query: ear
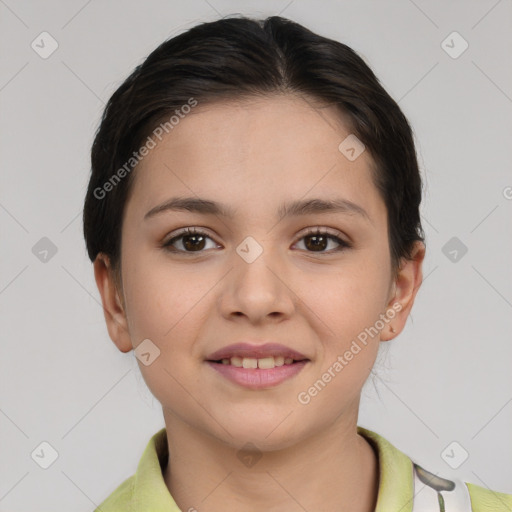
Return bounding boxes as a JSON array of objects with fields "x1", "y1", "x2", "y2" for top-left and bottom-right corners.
[
  {"x1": 381, "y1": 241, "x2": 425, "y2": 341},
  {"x1": 93, "y1": 253, "x2": 133, "y2": 353}
]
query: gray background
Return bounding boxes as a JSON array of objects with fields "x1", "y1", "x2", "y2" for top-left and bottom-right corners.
[{"x1": 1, "y1": 0, "x2": 511, "y2": 510}]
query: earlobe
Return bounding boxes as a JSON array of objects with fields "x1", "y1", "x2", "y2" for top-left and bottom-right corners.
[
  {"x1": 93, "y1": 253, "x2": 133, "y2": 353},
  {"x1": 381, "y1": 241, "x2": 426, "y2": 341}
]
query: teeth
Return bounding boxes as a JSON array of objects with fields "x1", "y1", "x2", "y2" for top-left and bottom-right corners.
[
  {"x1": 220, "y1": 355, "x2": 297, "y2": 368},
  {"x1": 231, "y1": 356, "x2": 243, "y2": 367},
  {"x1": 242, "y1": 358, "x2": 258, "y2": 369},
  {"x1": 257, "y1": 357, "x2": 275, "y2": 369}
]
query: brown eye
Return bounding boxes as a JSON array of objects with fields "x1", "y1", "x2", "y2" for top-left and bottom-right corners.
[
  {"x1": 163, "y1": 228, "x2": 217, "y2": 253},
  {"x1": 181, "y1": 233, "x2": 207, "y2": 251},
  {"x1": 295, "y1": 229, "x2": 350, "y2": 254},
  {"x1": 304, "y1": 233, "x2": 329, "y2": 252}
]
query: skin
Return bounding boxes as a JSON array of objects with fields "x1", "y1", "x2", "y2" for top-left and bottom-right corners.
[{"x1": 94, "y1": 94, "x2": 425, "y2": 512}]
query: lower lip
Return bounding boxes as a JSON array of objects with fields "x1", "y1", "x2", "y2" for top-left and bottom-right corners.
[{"x1": 206, "y1": 360, "x2": 308, "y2": 389}]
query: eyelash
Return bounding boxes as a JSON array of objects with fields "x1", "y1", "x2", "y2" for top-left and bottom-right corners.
[{"x1": 162, "y1": 227, "x2": 352, "y2": 255}]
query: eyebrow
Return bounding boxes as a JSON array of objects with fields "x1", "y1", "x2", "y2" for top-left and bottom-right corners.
[{"x1": 144, "y1": 196, "x2": 370, "y2": 222}]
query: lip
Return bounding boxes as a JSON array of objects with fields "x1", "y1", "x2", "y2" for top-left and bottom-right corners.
[
  {"x1": 206, "y1": 342, "x2": 308, "y2": 361},
  {"x1": 205, "y1": 342, "x2": 310, "y2": 390},
  {"x1": 207, "y1": 360, "x2": 309, "y2": 389}
]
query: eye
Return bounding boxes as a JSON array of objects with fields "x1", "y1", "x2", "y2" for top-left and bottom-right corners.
[
  {"x1": 293, "y1": 228, "x2": 351, "y2": 254},
  {"x1": 162, "y1": 228, "x2": 219, "y2": 253},
  {"x1": 162, "y1": 227, "x2": 351, "y2": 255}
]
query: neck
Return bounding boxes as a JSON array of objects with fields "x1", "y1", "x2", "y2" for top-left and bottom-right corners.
[{"x1": 162, "y1": 410, "x2": 379, "y2": 512}]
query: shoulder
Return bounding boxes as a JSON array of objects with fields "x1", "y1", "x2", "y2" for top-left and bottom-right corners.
[
  {"x1": 358, "y1": 426, "x2": 512, "y2": 512},
  {"x1": 93, "y1": 475, "x2": 135, "y2": 511},
  {"x1": 92, "y1": 427, "x2": 177, "y2": 511},
  {"x1": 466, "y1": 481, "x2": 512, "y2": 512},
  {"x1": 413, "y1": 463, "x2": 512, "y2": 512}
]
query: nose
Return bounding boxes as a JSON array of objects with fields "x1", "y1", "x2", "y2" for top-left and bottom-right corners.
[{"x1": 219, "y1": 247, "x2": 296, "y2": 324}]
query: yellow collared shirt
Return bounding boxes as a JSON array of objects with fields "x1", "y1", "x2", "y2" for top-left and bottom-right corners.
[{"x1": 94, "y1": 427, "x2": 512, "y2": 511}]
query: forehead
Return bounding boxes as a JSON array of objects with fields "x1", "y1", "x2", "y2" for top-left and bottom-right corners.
[{"x1": 126, "y1": 94, "x2": 384, "y2": 222}]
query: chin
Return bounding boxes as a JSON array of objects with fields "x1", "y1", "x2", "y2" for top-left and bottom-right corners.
[{"x1": 216, "y1": 416, "x2": 305, "y2": 452}]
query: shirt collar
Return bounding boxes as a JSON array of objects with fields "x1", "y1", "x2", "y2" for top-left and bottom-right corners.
[
  {"x1": 358, "y1": 426, "x2": 414, "y2": 512},
  {"x1": 132, "y1": 426, "x2": 413, "y2": 511},
  {"x1": 132, "y1": 427, "x2": 180, "y2": 511}
]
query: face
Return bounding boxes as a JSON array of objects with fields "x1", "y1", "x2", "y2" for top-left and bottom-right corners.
[{"x1": 96, "y1": 94, "x2": 423, "y2": 451}]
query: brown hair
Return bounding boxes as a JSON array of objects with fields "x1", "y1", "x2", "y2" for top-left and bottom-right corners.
[{"x1": 83, "y1": 15, "x2": 424, "y2": 278}]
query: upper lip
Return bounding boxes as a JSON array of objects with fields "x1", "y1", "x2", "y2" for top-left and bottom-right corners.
[{"x1": 206, "y1": 343, "x2": 309, "y2": 361}]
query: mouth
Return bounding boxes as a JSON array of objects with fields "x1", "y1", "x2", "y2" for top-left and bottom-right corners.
[
  {"x1": 207, "y1": 355, "x2": 308, "y2": 369},
  {"x1": 205, "y1": 342, "x2": 310, "y2": 389}
]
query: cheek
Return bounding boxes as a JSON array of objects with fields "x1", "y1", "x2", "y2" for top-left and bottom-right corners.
[
  {"x1": 121, "y1": 252, "x2": 208, "y2": 410},
  {"x1": 294, "y1": 268, "x2": 385, "y2": 415},
  {"x1": 300, "y1": 257, "x2": 390, "y2": 332},
  {"x1": 294, "y1": 254, "x2": 390, "y2": 392},
  {"x1": 122, "y1": 249, "x2": 206, "y2": 340}
]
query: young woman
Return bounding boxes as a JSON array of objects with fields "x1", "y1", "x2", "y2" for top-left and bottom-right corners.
[{"x1": 84, "y1": 15, "x2": 512, "y2": 512}]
